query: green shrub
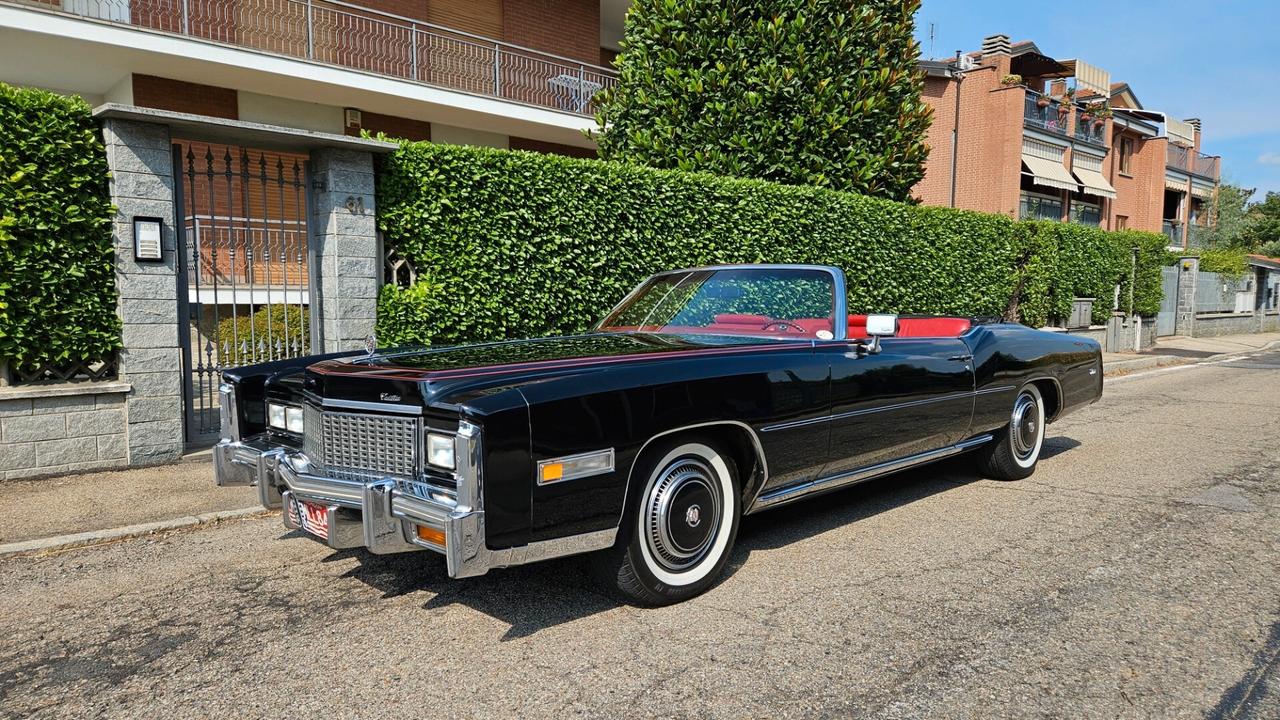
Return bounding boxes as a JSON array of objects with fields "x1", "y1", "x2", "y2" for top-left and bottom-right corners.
[
  {"x1": 215, "y1": 305, "x2": 309, "y2": 365},
  {"x1": 1196, "y1": 247, "x2": 1249, "y2": 277},
  {"x1": 594, "y1": 0, "x2": 932, "y2": 201},
  {"x1": 375, "y1": 142, "x2": 1168, "y2": 345},
  {"x1": 0, "y1": 84, "x2": 119, "y2": 372}
]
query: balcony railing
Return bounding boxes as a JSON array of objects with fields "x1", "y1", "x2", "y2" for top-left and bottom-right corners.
[
  {"x1": 1024, "y1": 90, "x2": 1069, "y2": 136},
  {"x1": 1163, "y1": 219, "x2": 1182, "y2": 246},
  {"x1": 1074, "y1": 112, "x2": 1105, "y2": 146},
  {"x1": 17, "y1": 0, "x2": 618, "y2": 117},
  {"x1": 1167, "y1": 144, "x2": 1220, "y2": 181}
]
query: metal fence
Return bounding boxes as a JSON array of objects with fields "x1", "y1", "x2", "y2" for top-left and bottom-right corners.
[
  {"x1": 23, "y1": 0, "x2": 617, "y2": 116},
  {"x1": 1023, "y1": 91, "x2": 1068, "y2": 136},
  {"x1": 1195, "y1": 271, "x2": 1254, "y2": 314}
]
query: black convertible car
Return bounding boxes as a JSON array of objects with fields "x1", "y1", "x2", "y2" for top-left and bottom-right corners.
[{"x1": 214, "y1": 264, "x2": 1102, "y2": 604}]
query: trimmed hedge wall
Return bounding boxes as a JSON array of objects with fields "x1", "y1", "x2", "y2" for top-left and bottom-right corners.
[
  {"x1": 376, "y1": 142, "x2": 1166, "y2": 346},
  {"x1": 0, "y1": 84, "x2": 119, "y2": 373}
]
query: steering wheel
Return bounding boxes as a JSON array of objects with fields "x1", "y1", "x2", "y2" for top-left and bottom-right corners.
[{"x1": 761, "y1": 319, "x2": 807, "y2": 334}]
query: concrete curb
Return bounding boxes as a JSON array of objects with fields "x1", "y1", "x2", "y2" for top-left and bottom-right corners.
[
  {"x1": 0, "y1": 506, "x2": 268, "y2": 559},
  {"x1": 1104, "y1": 339, "x2": 1280, "y2": 378}
]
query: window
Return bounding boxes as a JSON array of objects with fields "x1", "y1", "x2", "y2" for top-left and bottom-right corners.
[
  {"x1": 1020, "y1": 193, "x2": 1063, "y2": 222},
  {"x1": 1071, "y1": 201, "x2": 1102, "y2": 227},
  {"x1": 1118, "y1": 137, "x2": 1134, "y2": 174},
  {"x1": 1115, "y1": 215, "x2": 1128, "y2": 230}
]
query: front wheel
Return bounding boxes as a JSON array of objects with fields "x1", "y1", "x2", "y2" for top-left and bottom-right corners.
[
  {"x1": 591, "y1": 439, "x2": 741, "y2": 606},
  {"x1": 975, "y1": 383, "x2": 1045, "y2": 481}
]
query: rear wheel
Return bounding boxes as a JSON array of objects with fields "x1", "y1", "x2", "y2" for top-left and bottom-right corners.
[
  {"x1": 975, "y1": 383, "x2": 1045, "y2": 481},
  {"x1": 591, "y1": 439, "x2": 740, "y2": 606}
]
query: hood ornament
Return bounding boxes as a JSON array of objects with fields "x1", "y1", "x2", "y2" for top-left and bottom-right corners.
[{"x1": 364, "y1": 334, "x2": 377, "y2": 358}]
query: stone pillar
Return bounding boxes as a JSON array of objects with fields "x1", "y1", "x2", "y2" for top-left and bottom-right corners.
[
  {"x1": 310, "y1": 148, "x2": 379, "y2": 352},
  {"x1": 101, "y1": 119, "x2": 186, "y2": 466},
  {"x1": 1174, "y1": 255, "x2": 1199, "y2": 338}
]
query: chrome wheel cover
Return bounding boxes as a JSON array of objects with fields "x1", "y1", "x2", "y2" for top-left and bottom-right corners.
[
  {"x1": 1010, "y1": 392, "x2": 1040, "y2": 461},
  {"x1": 643, "y1": 457, "x2": 724, "y2": 572}
]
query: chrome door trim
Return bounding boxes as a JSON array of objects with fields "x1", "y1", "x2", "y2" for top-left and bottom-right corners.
[
  {"x1": 747, "y1": 434, "x2": 994, "y2": 513},
  {"x1": 759, "y1": 386, "x2": 1014, "y2": 433}
]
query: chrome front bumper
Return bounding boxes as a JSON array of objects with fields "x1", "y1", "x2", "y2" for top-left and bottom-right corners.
[{"x1": 213, "y1": 425, "x2": 493, "y2": 579}]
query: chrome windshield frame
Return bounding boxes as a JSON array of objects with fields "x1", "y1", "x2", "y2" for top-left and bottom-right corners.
[{"x1": 594, "y1": 264, "x2": 849, "y2": 342}]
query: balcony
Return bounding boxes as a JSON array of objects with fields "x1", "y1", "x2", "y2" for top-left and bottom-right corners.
[
  {"x1": 13, "y1": 0, "x2": 617, "y2": 117},
  {"x1": 1074, "y1": 111, "x2": 1106, "y2": 146},
  {"x1": 1024, "y1": 90, "x2": 1069, "y2": 137},
  {"x1": 1167, "y1": 144, "x2": 1221, "y2": 181},
  {"x1": 1163, "y1": 219, "x2": 1182, "y2": 247}
]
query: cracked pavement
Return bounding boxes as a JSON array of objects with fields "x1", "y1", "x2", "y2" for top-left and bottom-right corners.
[{"x1": 1, "y1": 350, "x2": 1279, "y2": 719}]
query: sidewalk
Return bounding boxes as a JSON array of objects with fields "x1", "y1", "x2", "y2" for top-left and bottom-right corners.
[
  {"x1": 0, "y1": 455, "x2": 256, "y2": 546},
  {"x1": 1102, "y1": 330, "x2": 1280, "y2": 375}
]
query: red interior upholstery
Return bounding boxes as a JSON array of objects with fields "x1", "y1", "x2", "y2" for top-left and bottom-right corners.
[{"x1": 847, "y1": 314, "x2": 970, "y2": 338}]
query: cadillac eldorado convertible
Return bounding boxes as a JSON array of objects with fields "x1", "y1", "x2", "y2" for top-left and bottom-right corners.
[{"x1": 214, "y1": 264, "x2": 1102, "y2": 604}]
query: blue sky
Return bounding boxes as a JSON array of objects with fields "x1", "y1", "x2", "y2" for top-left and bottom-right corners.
[{"x1": 914, "y1": 0, "x2": 1279, "y2": 199}]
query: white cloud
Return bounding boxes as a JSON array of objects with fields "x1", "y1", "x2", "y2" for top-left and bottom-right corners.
[{"x1": 1259, "y1": 152, "x2": 1280, "y2": 166}]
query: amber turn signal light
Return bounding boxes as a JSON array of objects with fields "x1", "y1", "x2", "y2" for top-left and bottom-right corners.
[{"x1": 415, "y1": 525, "x2": 446, "y2": 547}]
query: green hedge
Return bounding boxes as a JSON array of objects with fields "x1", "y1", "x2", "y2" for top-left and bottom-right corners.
[
  {"x1": 215, "y1": 305, "x2": 309, "y2": 366},
  {"x1": 376, "y1": 142, "x2": 1167, "y2": 346},
  {"x1": 0, "y1": 84, "x2": 119, "y2": 372}
]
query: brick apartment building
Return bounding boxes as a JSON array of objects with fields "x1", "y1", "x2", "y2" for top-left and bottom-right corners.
[
  {"x1": 913, "y1": 34, "x2": 1220, "y2": 250},
  {"x1": 0, "y1": 0, "x2": 630, "y2": 152}
]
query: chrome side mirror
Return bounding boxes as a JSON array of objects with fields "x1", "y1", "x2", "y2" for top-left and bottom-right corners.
[{"x1": 863, "y1": 313, "x2": 898, "y2": 355}]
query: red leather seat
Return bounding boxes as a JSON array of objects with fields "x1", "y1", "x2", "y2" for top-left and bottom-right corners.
[
  {"x1": 897, "y1": 317, "x2": 971, "y2": 337},
  {"x1": 846, "y1": 314, "x2": 970, "y2": 338}
]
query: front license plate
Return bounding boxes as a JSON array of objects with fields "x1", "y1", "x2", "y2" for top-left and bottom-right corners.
[{"x1": 293, "y1": 499, "x2": 330, "y2": 541}]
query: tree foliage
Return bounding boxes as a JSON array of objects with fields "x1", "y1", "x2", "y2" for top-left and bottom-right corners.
[
  {"x1": 1245, "y1": 191, "x2": 1280, "y2": 251},
  {"x1": 375, "y1": 142, "x2": 1167, "y2": 348},
  {"x1": 593, "y1": 0, "x2": 933, "y2": 201},
  {"x1": 0, "y1": 84, "x2": 120, "y2": 372},
  {"x1": 1202, "y1": 183, "x2": 1255, "y2": 250}
]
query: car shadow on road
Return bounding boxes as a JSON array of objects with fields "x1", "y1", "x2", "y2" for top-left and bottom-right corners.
[{"x1": 335, "y1": 437, "x2": 1083, "y2": 640}]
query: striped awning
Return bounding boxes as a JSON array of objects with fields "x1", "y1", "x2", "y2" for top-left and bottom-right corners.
[
  {"x1": 1165, "y1": 178, "x2": 1188, "y2": 193},
  {"x1": 1022, "y1": 139, "x2": 1078, "y2": 192},
  {"x1": 1072, "y1": 153, "x2": 1116, "y2": 199},
  {"x1": 1191, "y1": 184, "x2": 1214, "y2": 199}
]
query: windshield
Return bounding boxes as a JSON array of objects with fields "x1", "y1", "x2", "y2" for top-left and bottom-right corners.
[{"x1": 598, "y1": 268, "x2": 836, "y2": 338}]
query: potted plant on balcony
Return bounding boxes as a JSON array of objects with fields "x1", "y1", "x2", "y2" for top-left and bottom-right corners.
[
  {"x1": 1037, "y1": 95, "x2": 1051, "y2": 108},
  {"x1": 1002, "y1": 74, "x2": 1023, "y2": 86}
]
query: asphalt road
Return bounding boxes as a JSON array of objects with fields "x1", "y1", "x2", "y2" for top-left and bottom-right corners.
[{"x1": 2, "y1": 351, "x2": 1279, "y2": 719}]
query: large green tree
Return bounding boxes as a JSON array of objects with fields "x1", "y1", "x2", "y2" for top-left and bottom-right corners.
[
  {"x1": 1245, "y1": 191, "x2": 1280, "y2": 255},
  {"x1": 1202, "y1": 182, "x2": 1254, "y2": 249},
  {"x1": 594, "y1": 0, "x2": 933, "y2": 201}
]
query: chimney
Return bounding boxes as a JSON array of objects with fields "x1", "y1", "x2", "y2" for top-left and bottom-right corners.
[
  {"x1": 1185, "y1": 118, "x2": 1202, "y2": 132},
  {"x1": 982, "y1": 34, "x2": 1012, "y2": 57}
]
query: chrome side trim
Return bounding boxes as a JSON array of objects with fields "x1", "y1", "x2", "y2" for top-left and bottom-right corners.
[
  {"x1": 619, "y1": 420, "x2": 770, "y2": 531},
  {"x1": 760, "y1": 385, "x2": 1017, "y2": 433},
  {"x1": 748, "y1": 434, "x2": 994, "y2": 512},
  {"x1": 319, "y1": 397, "x2": 423, "y2": 415}
]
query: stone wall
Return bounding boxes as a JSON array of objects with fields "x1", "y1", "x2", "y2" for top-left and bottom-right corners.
[
  {"x1": 102, "y1": 118, "x2": 186, "y2": 466},
  {"x1": 1192, "y1": 313, "x2": 1266, "y2": 338},
  {"x1": 310, "y1": 148, "x2": 379, "y2": 352},
  {"x1": 0, "y1": 384, "x2": 130, "y2": 479}
]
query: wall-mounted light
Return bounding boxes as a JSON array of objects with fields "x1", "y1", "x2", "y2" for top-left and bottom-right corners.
[{"x1": 133, "y1": 217, "x2": 163, "y2": 262}]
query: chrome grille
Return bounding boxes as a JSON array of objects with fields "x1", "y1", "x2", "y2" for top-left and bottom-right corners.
[{"x1": 303, "y1": 404, "x2": 421, "y2": 482}]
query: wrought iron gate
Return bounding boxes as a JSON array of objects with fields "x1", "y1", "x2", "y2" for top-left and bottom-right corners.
[
  {"x1": 1156, "y1": 265, "x2": 1179, "y2": 336},
  {"x1": 174, "y1": 140, "x2": 316, "y2": 445}
]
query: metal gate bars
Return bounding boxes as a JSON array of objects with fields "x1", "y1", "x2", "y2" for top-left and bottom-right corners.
[{"x1": 174, "y1": 140, "x2": 316, "y2": 444}]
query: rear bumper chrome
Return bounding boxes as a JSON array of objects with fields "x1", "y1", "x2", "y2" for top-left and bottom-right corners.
[{"x1": 213, "y1": 426, "x2": 615, "y2": 579}]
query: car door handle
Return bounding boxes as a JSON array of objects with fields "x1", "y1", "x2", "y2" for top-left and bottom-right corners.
[{"x1": 948, "y1": 354, "x2": 973, "y2": 362}]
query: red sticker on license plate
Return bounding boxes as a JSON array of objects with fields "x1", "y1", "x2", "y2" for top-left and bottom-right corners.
[{"x1": 294, "y1": 499, "x2": 330, "y2": 541}]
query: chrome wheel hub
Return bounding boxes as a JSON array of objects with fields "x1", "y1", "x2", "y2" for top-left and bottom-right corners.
[
  {"x1": 1011, "y1": 393, "x2": 1040, "y2": 460},
  {"x1": 644, "y1": 457, "x2": 723, "y2": 572}
]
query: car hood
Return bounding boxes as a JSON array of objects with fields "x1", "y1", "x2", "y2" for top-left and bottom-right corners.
[{"x1": 303, "y1": 332, "x2": 811, "y2": 409}]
